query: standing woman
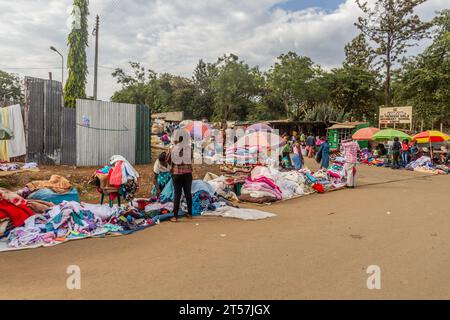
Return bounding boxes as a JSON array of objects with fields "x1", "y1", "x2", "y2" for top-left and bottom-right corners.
[
  {"x1": 292, "y1": 136, "x2": 304, "y2": 170},
  {"x1": 401, "y1": 139, "x2": 410, "y2": 167},
  {"x1": 167, "y1": 135, "x2": 193, "y2": 222},
  {"x1": 318, "y1": 137, "x2": 330, "y2": 169}
]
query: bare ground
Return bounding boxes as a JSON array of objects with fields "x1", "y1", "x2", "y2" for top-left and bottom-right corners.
[{"x1": 1, "y1": 158, "x2": 449, "y2": 299}]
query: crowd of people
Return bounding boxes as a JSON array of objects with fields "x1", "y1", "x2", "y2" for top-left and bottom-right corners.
[{"x1": 368, "y1": 138, "x2": 449, "y2": 169}]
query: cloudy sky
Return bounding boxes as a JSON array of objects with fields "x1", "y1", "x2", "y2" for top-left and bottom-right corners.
[{"x1": 0, "y1": 0, "x2": 448, "y2": 100}]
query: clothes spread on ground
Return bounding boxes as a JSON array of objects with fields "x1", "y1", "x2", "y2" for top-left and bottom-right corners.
[
  {"x1": 0, "y1": 188, "x2": 34, "y2": 228},
  {"x1": 202, "y1": 206, "x2": 277, "y2": 220},
  {"x1": 405, "y1": 156, "x2": 448, "y2": 174},
  {"x1": 26, "y1": 175, "x2": 72, "y2": 194}
]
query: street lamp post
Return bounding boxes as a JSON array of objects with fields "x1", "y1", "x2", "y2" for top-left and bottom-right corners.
[{"x1": 50, "y1": 46, "x2": 64, "y2": 87}]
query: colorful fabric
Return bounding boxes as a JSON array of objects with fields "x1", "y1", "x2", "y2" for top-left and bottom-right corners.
[
  {"x1": 341, "y1": 141, "x2": 360, "y2": 164},
  {"x1": 26, "y1": 175, "x2": 72, "y2": 194},
  {"x1": 192, "y1": 191, "x2": 215, "y2": 216},
  {"x1": 151, "y1": 171, "x2": 172, "y2": 197}
]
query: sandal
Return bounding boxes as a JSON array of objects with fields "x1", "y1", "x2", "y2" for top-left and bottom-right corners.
[
  {"x1": 170, "y1": 217, "x2": 178, "y2": 223},
  {"x1": 185, "y1": 214, "x2": 193, "y2": 220}
]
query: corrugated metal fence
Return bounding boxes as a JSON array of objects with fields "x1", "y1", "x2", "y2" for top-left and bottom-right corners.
[
  {"x1": 24, "y1": 76, "x2": 150, "y2": 166},
  {"x1": 25, "y1": 77, "x2": 63, "y2": 165},
  {"x1": 76, "y1": 100, "x2": 137, "y2": 166}
]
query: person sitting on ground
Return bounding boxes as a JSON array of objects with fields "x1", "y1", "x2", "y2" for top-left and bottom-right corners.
[
  {"x1": 378, "y1": 143, "x2": 388, "y2": 156},
  {"x1": 161, "y1": 132, "x2": 170, "y2": 145},
  {"x1": 373, "y1": 146, "x2": 380, "y2": 158},
  {"x1": 151, "y1": 152, "x2": 171, "y2": 197}
]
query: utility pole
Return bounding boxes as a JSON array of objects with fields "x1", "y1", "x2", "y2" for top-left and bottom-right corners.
[{"x1": 93, "y1": 15, "x2": 99, "y2": 100}]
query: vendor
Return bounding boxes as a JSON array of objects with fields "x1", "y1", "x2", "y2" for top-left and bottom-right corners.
[
  {"x1": 152, "y1": 152, "x2": 171, "y2": 197},
  {"x1": 292, "y1": 136, "x2": 304, "y2": 170},
  {"x1": 281, "y1": 136, "x2": 292, "y2": 168},
  {"x1": 161, "y1": 132, "x2": 171, "y2": 145}
]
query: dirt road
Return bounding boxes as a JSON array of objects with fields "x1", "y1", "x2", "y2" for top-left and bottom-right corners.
[{"x1": 1, "y1": 160, "x2": 449, "y2": 299}]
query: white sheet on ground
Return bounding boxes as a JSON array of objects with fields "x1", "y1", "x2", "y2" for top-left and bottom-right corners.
[{"x1": 202, "y1": 206, "x2": 276, "y2": 220}]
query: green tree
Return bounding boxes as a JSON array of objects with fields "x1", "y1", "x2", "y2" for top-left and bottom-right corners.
[
  {"x1": 64, "y1": 0, "x2": 89, "y2": 108},
  {"x1": 394, "y1": 10, "x2": 450, "y2": 129},
  {"x1": 355, "y1": 0, "x2": 431, "y2": 107},
  {"x1": 211, "y1": 54, "x2": 262, "y2": 123},
  {"x1": 344, "y1": 33, "x2": 373, "y2": 69},
  {"x1": 267, "y1": 52, "x2": 318, "y2": 119},
  {"x1": 111, "y1": 62, "x2": 169, "y2": 112},
  {"x1": 0, "y1": 70, "x2": 23, "y2": 102},
  {"x1": 192, "y1": 59, "x2": 219, "y2": 120},
  {"x1": 329, "y1": 66, "x2": 382, "y2": 121}
]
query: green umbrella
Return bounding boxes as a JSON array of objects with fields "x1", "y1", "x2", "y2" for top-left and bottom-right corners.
[{"x1": 372, "y1": 129, "x2": 412, "y2": 141}]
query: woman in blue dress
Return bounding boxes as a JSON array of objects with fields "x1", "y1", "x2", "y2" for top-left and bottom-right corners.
[{"x1": 317, "y1": 137, "x2": 330, "y2": 169}]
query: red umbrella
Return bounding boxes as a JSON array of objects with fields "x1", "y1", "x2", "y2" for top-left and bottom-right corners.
[
  {"x1": 352, "y1": 127, "x2": 380, "y2": 141},
  {"x1": 183, "y1": 121, "x2": 211, "y2": 139}
]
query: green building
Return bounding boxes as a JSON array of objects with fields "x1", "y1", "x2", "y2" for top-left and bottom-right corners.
[{"x1": 327, "y1": 122, "x2": 370, "y2": 150}]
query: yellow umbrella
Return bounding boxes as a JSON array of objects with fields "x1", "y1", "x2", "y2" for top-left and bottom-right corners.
[{"x1": 413, "y1": 130, "x2": 450, "y2": 144}]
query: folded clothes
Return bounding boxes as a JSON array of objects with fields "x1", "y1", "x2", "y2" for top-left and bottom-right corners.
[{"x1": 26, "y1": 175, "x2": 72, "y2": 194}]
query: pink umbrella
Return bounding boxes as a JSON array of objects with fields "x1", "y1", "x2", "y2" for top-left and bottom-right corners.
[
  {"x1": 246, "y1": 123, "x2": 273, "y2": 133},
  {"x1": 183, "y1": 121, "x2": 211, "y2": 139}
]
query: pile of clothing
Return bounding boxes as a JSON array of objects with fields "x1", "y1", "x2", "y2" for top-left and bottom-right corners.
[
  {"x1": 17, "y1": 175, "x2": 79, "y2": 204},
  {"x1": 220, "y1": 163, "x2": 253, "y2": 175},
  {"x1": 327, "y1": 157, "x2": 346, "y2": 184},
  {"x1": 6, "y1": 201, "x2": 108, "y2": 248},
  {"x1": 225, "y1": 145, "x2": 261, "y2": 166},
  {"x1": 203, "y1": 173, "x2": 240, "y2": 202},
  {"x1": 239, "y1": 166, "x2": 283, "y2": 203},
  {"x1": 406, "y1": 156, "x2": 448, "y2": 174},
  {"x1": 159, "y1": 180, "x2": 219, "y2": 216},
  {"x1": 0, "y1": 162, "x2": 38, "y2": 172},
  {"x1": 90, "y1": 155, "x2": 140, "y2": 203}
]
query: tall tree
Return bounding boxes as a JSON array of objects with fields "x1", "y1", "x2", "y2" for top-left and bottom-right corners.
[
  {"x1": 192, "y1": 59, "x2": 219, "y2": 120},
  {"x1": 344, "y1": 33, "x2": 373, "y2": 69},
  {"x1": 111, "y1": 62, "x2": 168, "y2": 113},
  {"x1": 355, "y1": 0, "x2": 431, "y2": 107},
  {"x1": 394, "y1": 10, "x2": 450, "y2": 129},
  {"x1": 329, "y1": 66, "x2": 382, "y2": 121},
  {"x1": 64, "y1": 0, "x2": 89, "y2": 108},
  {"x1": 267, "y1": 52, "x2": 318, "y2": 119},
  {"x1": 211, "y1": 54, "x2": 262, "y2": 123},
  {"x1": 0, "y1": 70, "x2": 23, "y2": 102}
]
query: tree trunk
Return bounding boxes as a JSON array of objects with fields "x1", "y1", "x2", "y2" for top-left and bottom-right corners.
[{"x1": 385, "y1": 42, "x2": 392, "y2": 107}]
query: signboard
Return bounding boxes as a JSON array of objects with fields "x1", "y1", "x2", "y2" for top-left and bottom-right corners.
[{"x1": 379, "y1": 106, "x2": 412, "y2": 125}]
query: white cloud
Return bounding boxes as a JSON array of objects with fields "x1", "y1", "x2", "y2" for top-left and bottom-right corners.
[{"x1": 0, "y1": 0, "x2": 448, "y2": 100}]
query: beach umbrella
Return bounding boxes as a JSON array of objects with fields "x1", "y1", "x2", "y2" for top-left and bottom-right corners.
[
  {"x1": 183, "y1": 121, "x2": 211, "y2": 139},
  {"x1": 179, "y1": 120, "x2": 193, "y2": 128},
  {"x1": 352, "y1": 127, "x2": 380, "y2": 141},
  {"x1": 412, "y1": 130, "x2": 450, "y2": 144},
  {"x1": 245, "y1": 123, "x2": 273, "y2": 133},
  {"x1": 372, "y1": 129, "x2": 412, "y2": 141},
  {"x1": 235, "y1": 131, "x2": 283, "y2": 148}
]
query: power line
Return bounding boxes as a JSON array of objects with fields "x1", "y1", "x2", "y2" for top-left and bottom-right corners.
[{"x1": 0, "y1": 65, "x2": 119, "y2": 71}]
